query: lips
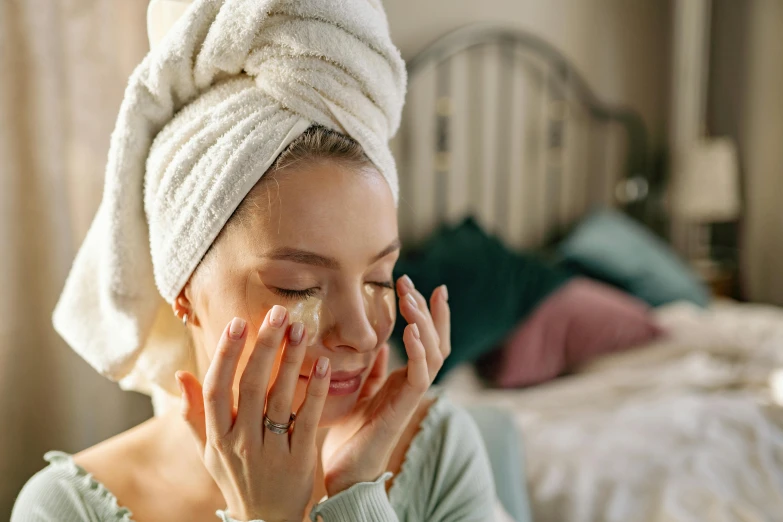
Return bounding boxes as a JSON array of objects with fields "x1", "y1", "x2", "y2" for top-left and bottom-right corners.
[
  {"x1": 299, "y1": 366, "x2": 367, "y2": 396},
  {"x1": 329, "y1": 367, "x2": 367, "y2": 381},
  {"x1": 328, "y1": 366, "x2": 366, "y2": 396}
]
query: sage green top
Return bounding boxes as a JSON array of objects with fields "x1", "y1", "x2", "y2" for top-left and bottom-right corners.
[{"x1": 11, "y1": 394, "x2": 496, "y2": 521}]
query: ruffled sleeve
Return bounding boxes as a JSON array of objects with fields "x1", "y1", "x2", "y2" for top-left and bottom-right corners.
[
  {"x1": 11, "y1": 451, "x2": 133, "y2": 522},
  {"x1": 309, "y1": 472, "x2": 398, "y2": 521},
  {"x1": 215, "y1": 473, "x2": 397, "y2": 522}
]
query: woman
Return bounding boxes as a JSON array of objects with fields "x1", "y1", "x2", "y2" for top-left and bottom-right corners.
[{"x1": 12, "y1": 1, "x2": 496, "y2": 521}]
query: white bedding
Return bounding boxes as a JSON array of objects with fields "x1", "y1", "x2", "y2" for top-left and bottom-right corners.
[{"x1": 441, "y1": 300, "x2": 783, "y2": 522}]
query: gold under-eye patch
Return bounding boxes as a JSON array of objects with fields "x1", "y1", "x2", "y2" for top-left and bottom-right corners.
[
  {"x1": 288, "y1": 297, "x2": 325, "y2": 344},
  {"x1": 362, "y1": 283, "x2": 396, "y2": 334}
]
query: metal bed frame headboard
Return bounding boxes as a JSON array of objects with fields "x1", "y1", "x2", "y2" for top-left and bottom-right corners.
[{"x1": 393, "y1": 24, "x2": 652, "y2": 249}]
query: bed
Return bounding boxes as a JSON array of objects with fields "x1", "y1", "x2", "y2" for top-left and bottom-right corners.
[{"x1": 391, "y1": 25, "x2": 783, "y2": 522}]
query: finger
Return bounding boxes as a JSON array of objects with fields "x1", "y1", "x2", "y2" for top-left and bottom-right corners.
[
  {"x1": 177, "y1": 371, "x2": 207, "y2": 451},
  {"x1": 403, "y1": 324, "x2": 429, "y2": 395},
  {"x1": 264, "y1": 321, "x2": 307, "y2": 445},
  {"x1": 359, "y1": 343, "x2": 389, "y2": 400},
  {"x1": 202, "y1": 317, "x2": 247, "y2": 439},
  {"x1": 235, "y1": 305, "x2": 290, "y2": 438},
  {"x1": 429, "y1": 285, "x2": 451, "y2": 358},
  {"x1": 365, "y1": 326, "x2": 429, "y2": 448},
  {"x1": 397, "y1": 275, "x2": 436, "y2": 329},
  {"x1": 398, "y1": 285, "x2": 443, "y2": 381},
  {"x1": 291, "y1": 357, "x2": 330, "y2": 451}
]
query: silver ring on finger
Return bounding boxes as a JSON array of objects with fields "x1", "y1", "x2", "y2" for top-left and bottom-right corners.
[{"x1": 263, "y1": 413, "x2": 296, "y2": 434}]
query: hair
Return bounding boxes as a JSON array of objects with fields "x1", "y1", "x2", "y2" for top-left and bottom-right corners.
[
  {"x1": 272, "y1": 124, "x2": 371, "y2": 172},
  {"x1": 191, "y1": 125, "x2": 374, "y2": 279}
]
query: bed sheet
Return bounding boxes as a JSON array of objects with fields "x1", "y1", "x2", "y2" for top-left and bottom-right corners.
[{"x1": 441, "y1": 300, "x2": 783, "y2": 522}]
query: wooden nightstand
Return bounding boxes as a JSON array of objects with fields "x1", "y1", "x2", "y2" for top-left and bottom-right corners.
[{"x1": 691, "y1": 259, "x2": 737, "y2": 299}]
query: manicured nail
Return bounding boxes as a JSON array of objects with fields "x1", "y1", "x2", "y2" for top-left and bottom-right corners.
[
  {"x1": 440, "y1": 285, "x2": 449, "y2": 301},
  {"x1": 269, "y1": 305, "x2": 287, "y2": 328},
  {"x1": 229, "y1": 317, "x2": 246, "y2": 339},
  {"x1": 289, "y1": 322, "x2": 304, "y2": 344},
  {"x1": 175, "y1": 372, "x2": 185, "y2": 394},
  {"x1": 405, "y1": 293, "x2": 417, "y2": 309},
  {"x1": 316, "y1": 356, "x2": 329, "y2": 378},
  {"x1": 410, "y1": 323, "x2": 420, "y2": 340},
  {"x1": 400, "y1": 274, "x2": 414, "y2": 294}
]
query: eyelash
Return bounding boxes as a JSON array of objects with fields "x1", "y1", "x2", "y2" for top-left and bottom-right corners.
[
  {"x1": 273, "y1": 287, "x2": 319, "y2": 300},
  {"x1": 272, "y1": 280, "x2": 393, "y2": 300}
]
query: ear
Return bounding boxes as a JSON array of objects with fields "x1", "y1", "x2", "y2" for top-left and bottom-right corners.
[{"x1": 172, "y1": 283, "x2": 200, "y2": 326}]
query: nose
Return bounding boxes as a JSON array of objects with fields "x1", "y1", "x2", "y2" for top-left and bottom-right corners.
[{"x1": 321, "y1": 286, "x2": 379, "y2": 354}]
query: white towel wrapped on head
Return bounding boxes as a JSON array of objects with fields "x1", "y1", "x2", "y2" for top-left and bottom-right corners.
[{"x1": 52, "y1": 0, "x2": 406, "y2": 410}]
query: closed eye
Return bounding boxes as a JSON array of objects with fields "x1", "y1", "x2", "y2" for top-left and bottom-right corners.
[
  {"x1": 272, "y1": 287, "x2": 318, "y2": 300},
  {"x1": 273, "y1": 281, "x2": 392, "y2": 300},
  {"x1": 370, "y1": 280, "x2": 394, "y2": 290}
]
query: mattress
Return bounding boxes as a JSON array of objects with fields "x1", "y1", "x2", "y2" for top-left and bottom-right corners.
[{"x1": 441, "y1": 300, "x2": 783, "y2": 522}]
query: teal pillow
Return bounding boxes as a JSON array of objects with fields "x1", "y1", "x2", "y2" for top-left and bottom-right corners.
[
  {"x1": 557, "y1": 209, "x2": 710, "y2": 307},
  {"x1": 392, "y1": 218, "x2": 572, "y2": 379}
]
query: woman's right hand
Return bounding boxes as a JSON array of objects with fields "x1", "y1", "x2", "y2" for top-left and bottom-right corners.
[{"x1": 176, "y1": 306, "x2": 331, "y2": 522}]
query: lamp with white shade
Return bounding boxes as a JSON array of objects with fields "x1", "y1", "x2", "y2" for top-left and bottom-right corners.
[{"x1": 669, "y1": 137, "x2": 742, "y2": 291}]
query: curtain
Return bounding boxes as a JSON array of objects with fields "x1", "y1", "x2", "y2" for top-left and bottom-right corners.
[
  {"x1": 709, "y1": 0, "x2": 783, "y2": 305},
  {"x1": 0, "y1": 0, "x2": 152, "y2": 516}
]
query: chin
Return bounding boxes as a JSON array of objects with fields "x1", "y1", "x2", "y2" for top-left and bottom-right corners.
[{"x1": 317, "y1": 395, "x2": 360, "y2": 427}]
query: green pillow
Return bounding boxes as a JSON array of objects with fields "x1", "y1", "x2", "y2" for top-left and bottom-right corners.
[
  {"x1": 392, "y1": 218, "x2": 572, "y2": 379},
  {"x1": 557, "y1": 209, "x2": 710, "y2": 307}
]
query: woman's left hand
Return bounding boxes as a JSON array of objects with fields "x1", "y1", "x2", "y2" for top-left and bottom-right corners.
[{"x1": 321, "y1": 276, "x2": 450, "y2": 497}]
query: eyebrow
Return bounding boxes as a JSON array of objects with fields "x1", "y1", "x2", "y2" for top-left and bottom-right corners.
[{"x1": 265, "y1": 238, "x2": 401, "y2": 269}]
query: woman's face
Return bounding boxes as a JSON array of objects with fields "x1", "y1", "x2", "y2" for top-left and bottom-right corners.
[{"x1": 183, "y1": 160, "x2": 398, "y2": 426}]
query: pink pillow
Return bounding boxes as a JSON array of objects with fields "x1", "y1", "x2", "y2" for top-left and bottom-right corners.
[{"x1": 477, "y1": 278, "x2": 664, "y2": 388}]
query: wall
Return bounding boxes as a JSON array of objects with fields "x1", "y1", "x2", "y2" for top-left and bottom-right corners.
[{"x1": 384, "y1": 0, "x2": 672, "y2": 147}]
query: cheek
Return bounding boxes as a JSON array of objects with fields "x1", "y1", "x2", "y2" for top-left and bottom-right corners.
[
  {"x1": 245, "y1": 271, "x2": 273, "y2": 331},
  {"x1": 194, "y1": 281, "x2": 250, "y2": 381}
]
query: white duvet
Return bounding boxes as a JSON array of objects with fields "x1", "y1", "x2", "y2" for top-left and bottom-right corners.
[{"x1": 442, "y1": 300, "x2": 783, "y2": 522}]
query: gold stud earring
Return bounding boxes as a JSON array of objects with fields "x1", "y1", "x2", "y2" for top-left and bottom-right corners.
[{"x1": 182, "y1": 313, "x2": 188, "y2": 326}]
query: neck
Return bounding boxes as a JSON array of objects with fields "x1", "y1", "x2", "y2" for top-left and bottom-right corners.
[{"x1": 150, "y1": 410, "x2": 225, "y2": 506}]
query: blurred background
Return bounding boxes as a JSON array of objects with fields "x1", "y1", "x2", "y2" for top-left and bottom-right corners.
[{"x1": 2, "y1": 1, "x2": 782, "y2": 520}]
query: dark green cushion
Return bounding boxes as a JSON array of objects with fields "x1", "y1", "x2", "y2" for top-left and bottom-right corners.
[
  {"x1": 557, "y1": 209, "x2": 710, "y2": 307},
  {"x1": 392, "y1": 218, "x2": 572, "y2": 379}
]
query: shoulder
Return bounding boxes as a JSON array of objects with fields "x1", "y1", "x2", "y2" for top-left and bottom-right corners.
[
  {"x1": 69, "y1": 414, "x2": 162, "y2": 505},
  {"x1": 417, "y1": 391, "x2": 494, "y2": 474},
  {"x1": 11, "y1": 452, "x2": 133, "y2": 522},
  {"x1": 13, "y1": 419, "x2": 157, "y2": 522},
  {"x1": 390, "y1": 391, "x2": 496, "y2": 520}
]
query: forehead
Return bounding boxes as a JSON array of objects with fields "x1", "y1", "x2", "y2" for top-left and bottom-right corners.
[{"x1": 230, "y1": 160, "x2": 397, "y2": 262}]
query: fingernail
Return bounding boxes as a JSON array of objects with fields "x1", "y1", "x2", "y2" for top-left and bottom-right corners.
[
  {"x1": 175, "y1": 372, "x2": 185, "y2": 394},
  {"x1": 400, "y1": 274, "x2": 414, "y2": 294},
  {"x1": 316, "y1": 356, "x2": 329, "y2": 378},
  {"x1": 229, "y1": 317, "x2": 246, "y2": 339},
  {"x1": 405, "y1": 293, "x2": 417, "y2": 309},
  {"x1": 440, "y1": 285, "x2": 449, "y2": 301},
  {"x1": 410, "y1": 323, "x2": 420, "y2": 340},
  {"x1": 269, "y1": 305, "x2": 287, "y2": 328},
  {"x1": 289, "y1": 322, "x2": 304, "y2": 344}
]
